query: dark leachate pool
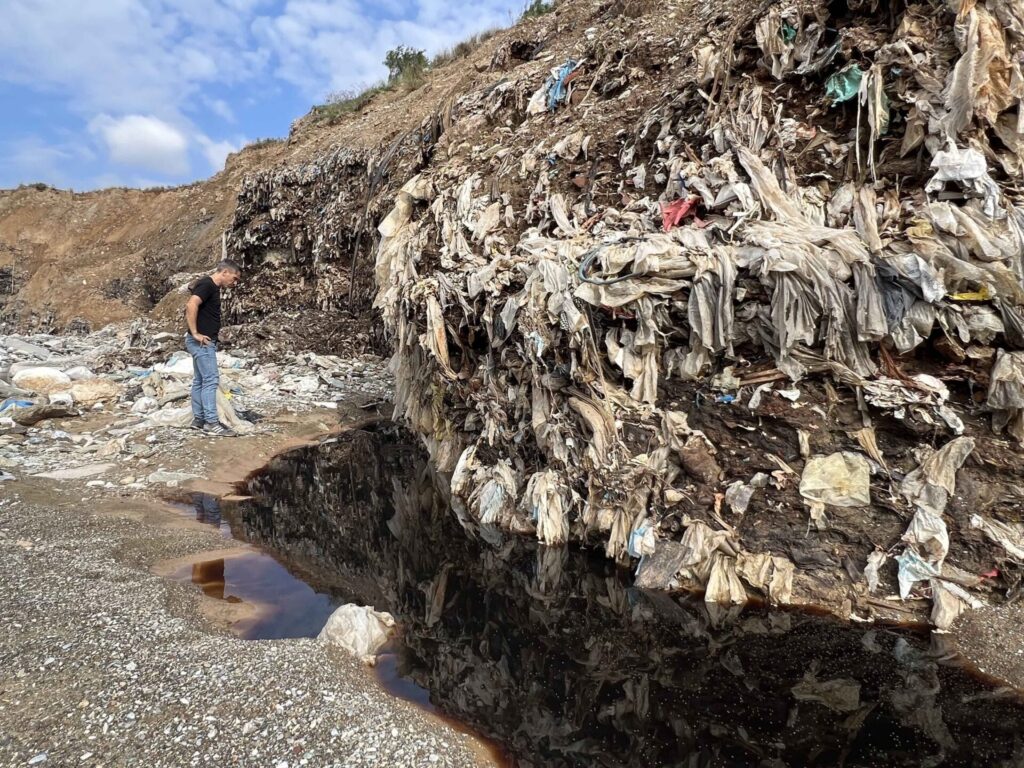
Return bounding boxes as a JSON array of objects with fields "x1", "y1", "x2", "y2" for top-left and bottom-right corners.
[{"x1": 179, "y1": 423, "x2": 1024, "y2": 768}]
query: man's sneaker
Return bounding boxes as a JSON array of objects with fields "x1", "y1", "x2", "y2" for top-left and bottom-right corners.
[
  {"x1": 203, "y1": 422, "x2": 237, "y2": 437},
  {"x1": 190, "y1": 417, "x2": 205, "y2": 430}
]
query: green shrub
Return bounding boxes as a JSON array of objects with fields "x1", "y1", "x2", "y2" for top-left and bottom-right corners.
[
  {"x1": 385, "y1": 45, "x2": 428, "y2": 87},
  {"x1": 245, "y1": 138, "x2": 280, "y2": 150},
  {"x1": 521, "y1": 0, "x2": 555, "y2": 19},
  {"x1": 314, "y1": 83, "x2": 390, "y2": 123}
]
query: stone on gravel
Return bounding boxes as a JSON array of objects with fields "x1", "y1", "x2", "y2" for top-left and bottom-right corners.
[
  {"x1": 12, "y1": 368, "x2": 71, "y2": 394},
  {"x1": 69, "y1": 379, "x2": 120, "y2": 406},
  {"x1": 32, "y1": 463, "x2": 115, "y2": 480},
  {"x1": 3, "y1": 338, "x2": 51, "y2": 359},
  {"x1": 11, "y1": 403, "x2": 78, "y2": 427},
  {"x1": 64, "y1": 366, "x2": 96, "y2": 381},
  {"x1": 49, "y1": 392, "x2": 75, "y2": 407},
  {"x1": 147, "y1": 470, "x2": 198, "y2": 487}
]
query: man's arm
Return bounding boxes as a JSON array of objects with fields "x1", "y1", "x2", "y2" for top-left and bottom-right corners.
[{"x1": 185, "y1": 295, "x2": 210, "y2": 345}]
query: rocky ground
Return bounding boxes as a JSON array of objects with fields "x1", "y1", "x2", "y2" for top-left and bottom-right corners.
[
  {"x1": 0, "y1": 329, "x2": 496, "y2": 768},
  {"x1": 951, "y1": 604, "x2": 1024, "y2": 689},
  {"x1": 0, "y1": 487, "x2": 494, "y2": 768}
]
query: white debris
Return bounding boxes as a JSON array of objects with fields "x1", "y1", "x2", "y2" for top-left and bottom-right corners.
[{"x1": 317, "y1": 604, "x2": 396, "y2": 663}]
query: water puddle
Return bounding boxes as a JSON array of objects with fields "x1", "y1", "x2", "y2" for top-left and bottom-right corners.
[
  {"x1": 165, "y1": 424, "x2": 1024, "y2": 767},
  {"x1": 163, "y1": 549, "x2": 338, "y2": 640}
]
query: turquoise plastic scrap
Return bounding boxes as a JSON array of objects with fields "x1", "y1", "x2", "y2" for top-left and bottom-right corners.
[
  {"x1": 781, "y1": 23, "x2": 797, "y2": 43},
  {"x1": 546, "y1": 59, "x2": 580, "y2": 111},
  {"x1": 825, "y1": 63, "x2": 863, "y2": 104},
  {"x1": 0, "y1": 398, "x2": 34, "y2": 413}
]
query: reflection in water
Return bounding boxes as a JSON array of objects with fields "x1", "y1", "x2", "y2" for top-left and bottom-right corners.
[
  {"x1": 235, "y1": 424, "x2": 1024, "y2": 768},
  {"x1": 170, "y1": 551, "x2": 338, "y2": 640},
  {"x1": 191, "y1": 557, "x2": 227, "y2": 600},
  {"x1": 192, "y1": 492, "x2": 223, "y2": 527}
]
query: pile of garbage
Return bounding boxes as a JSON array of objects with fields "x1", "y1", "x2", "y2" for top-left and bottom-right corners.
[
  {"x1": 0, "y1": 325, "x2": 392, "y2": 488},
  {"x1": 358, "y1": 0, "x2": 1024, "y2": 629}
]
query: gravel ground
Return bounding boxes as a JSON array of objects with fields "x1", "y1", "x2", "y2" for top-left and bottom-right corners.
[
  {"x1": 952, "y1": 603, "x2": 1024, "y2": 690},
  {"x1": 0, "y1": 481, "x2": 495, "y2": 768}
]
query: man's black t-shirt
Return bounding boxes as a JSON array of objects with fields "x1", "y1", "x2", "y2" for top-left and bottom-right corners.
[{"x1": 190, "y1": 276, "x2": 221, "y2": 339}]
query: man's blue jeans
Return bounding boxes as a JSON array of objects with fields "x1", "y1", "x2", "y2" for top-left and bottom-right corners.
[{"x1": 185, "y1": 333, "x2": 219, "y2": 424}]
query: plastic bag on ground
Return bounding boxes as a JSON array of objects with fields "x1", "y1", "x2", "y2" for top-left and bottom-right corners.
[
  {"x1": 317, "y1": 604, "x2": 396, "y2": 663},
  {"x1": 970, "y1": 514, "x2": 1024, "y2": 560},
  {"x1": 791, "y1": 671, "x2": 861, "y2": 712}
]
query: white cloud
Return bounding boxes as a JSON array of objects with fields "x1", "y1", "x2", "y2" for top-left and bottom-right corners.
[
  {"x1": 0, "y1": 0, "x2": 526, "y2": 188},
  {"x1": 253, "y1": 0, "x2": 524, "y2": 100},
  {"x1": 206, "y1": 97, "x2": 236, "y2": 123},
  {"x1": 196, "y1": 134, "x2": 245, "y2": 172},
  {"x1": 89, "y1": 114, "x2": 190, "y2": 176}
]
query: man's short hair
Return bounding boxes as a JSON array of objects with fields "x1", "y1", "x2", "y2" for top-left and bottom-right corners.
[{"x1": 216, "y1": 260, "x2": 242, "y2": 274}]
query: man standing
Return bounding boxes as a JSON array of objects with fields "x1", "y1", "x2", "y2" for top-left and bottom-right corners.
[{"x1": 185, "y1": 260, "x2": 241, "y2": 436}]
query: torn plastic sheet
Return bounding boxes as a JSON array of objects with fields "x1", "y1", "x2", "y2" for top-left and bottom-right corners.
[
  {"x1": 901, "y1": 509, "x2": 950, "y2": 567},
  {"x1": 660, "y1": 197, "x2": 698, "y2": 231},
  {"x1": 735, "y1": 551, "x2": 794, "y2": 605},
  {"x1": 524, "y1": 470, "x2": 570, "y2": 545},
  {"x1": 925, "y1": 143, "x2": 1003, "y2": 219},
  {"x1": 987, "y1": 349, "x2": 1024, "y2": 441},
  {"x1": 825, "y1": 64, "x2": 864, "y2": 104},
  {"x1": 791, "y1": 670, "x2": 861, "y2": 713},
  {"x1": 705, "y1": 552, "x2": 746, "y2": 605},
  {"x1": 724, "y1": 480, "x2": 755, "y2": 514},
  {"x1": 930, "y1": 578, "x2": 983, "y2": 632},
  {"x1": 899, "y1": 437, "x2": 976, "y2": 516},
  {"x1": 799, "y1": 452, "x2": 871, "y2": 529},
  {"x1": 527, "y1": 59, "x2": 582, "y2": 114},
  {"x1": 970, "y1": 513, "x2": 1024, "y2": 561},
  {"x1": 862, "y1": 375, "x2": 965, "y2": 435},
  {"x1": 864, "y1": 550, "x2": 887, "y2": 594},
  {"x1": 628, "y1": 519, "x2": 657, "y2": 559},
  {"x1": 896, "y1": 547, "x2": 940, "y2": 599}
]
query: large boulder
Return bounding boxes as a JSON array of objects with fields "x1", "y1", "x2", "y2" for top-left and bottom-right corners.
[
  {"x1": 11, "y1": 367, "x2": 72, "y2": 395},
  {"x1": 70, "y1": 379, "x2": 121, "y2": 406}
]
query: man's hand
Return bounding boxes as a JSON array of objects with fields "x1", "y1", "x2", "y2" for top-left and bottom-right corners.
[{"x1": 193, "y1": 333, "x2": 212, "y2": 346}]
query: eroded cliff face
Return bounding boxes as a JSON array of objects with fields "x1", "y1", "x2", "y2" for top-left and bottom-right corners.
[
  {"x1": 8, "y1": 0, "x2": 1024, "y2": 630},
  {"x1": 238, "y1": 0, "x2": 1024, "y2": 629},
  {"x1": 0, "y1": 163, "x2": 248, "y2": 333}
]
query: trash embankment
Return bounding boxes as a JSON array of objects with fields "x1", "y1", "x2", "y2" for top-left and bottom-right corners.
[
  {"x1": 0, "y1": 327, "x2": 391, "y2": 489},
  {"x1": 359, "y1": 0, "x2": 1024, "y2": 630}
]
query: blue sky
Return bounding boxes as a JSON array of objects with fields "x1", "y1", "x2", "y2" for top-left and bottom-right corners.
[{"x1": 0, "y1": 0, "x2": 526, "y2": 191}]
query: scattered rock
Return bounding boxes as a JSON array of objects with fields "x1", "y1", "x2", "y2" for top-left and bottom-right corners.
[
  {"x1": 64, "y1": 366, "x2": 96, "y2": 381},
  {"x1": 12, "y1": 368, "x2": 71, "y2": 395},
  {"x1": 32, "y1": 463, "x2": 115, "y2": 481},
  {"x1": 147, "y1": 470, "x2": 198, "y2": 487},
  {"x1": 11, "y1": 404, "x2": 78, "y2": 427},
  {"x1": 70, "y1": 379, "x2": 120, "y2": 406}
]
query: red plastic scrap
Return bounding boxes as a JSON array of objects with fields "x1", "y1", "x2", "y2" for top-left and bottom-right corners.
[
  {"x1": 661, "y1": 196, "x2": 699, "y2": 231},
  {"x1": 981, "y1": 568, "x2": 1000, "y2": 579}
]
